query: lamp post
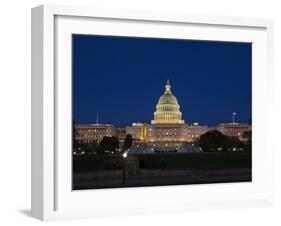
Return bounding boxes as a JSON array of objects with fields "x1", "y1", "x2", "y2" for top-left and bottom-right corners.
[{"x1": 122, "y1": 151, "x2": 128, "y2": 184}]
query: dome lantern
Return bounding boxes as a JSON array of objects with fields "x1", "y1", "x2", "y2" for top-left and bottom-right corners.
[{"x1": 165, "y1": 79, "x2": 171, "y2": 93}]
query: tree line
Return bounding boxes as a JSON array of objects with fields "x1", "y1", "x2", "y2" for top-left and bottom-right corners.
[
  {"x1": 73, "y1": 134, "x2": 133, "y2": 155},
  {"x1": 73, "y1": 130, "x2": 251, "y2": 155},
  {"x1": 199, "y1": 130, "x2": 251, "y2": 152}
]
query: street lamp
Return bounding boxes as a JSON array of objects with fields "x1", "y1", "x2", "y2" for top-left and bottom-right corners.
[
  {"x1": 122, "y1": 151, "x2": 128, "y2": 184},
  {"x1": 122, "y1": 151, "x2": 128, "y2": 158}
]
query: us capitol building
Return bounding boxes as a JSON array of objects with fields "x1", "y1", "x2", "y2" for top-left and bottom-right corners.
[{"x1": 75, "y1": 81, "x2": 251, "y2": 153}]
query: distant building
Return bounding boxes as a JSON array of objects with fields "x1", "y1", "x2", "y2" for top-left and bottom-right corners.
[
  {"x1": 187, "y1": 123, "x2": 209, "y2": 142},
  {"x1": 216, "y1": 123, "x2": 251, "y2": 139},
  {"x1": 133, "y1": 81, "x2": 212, "y2": 148},
  {"x1": 116, "y1": 128, "x2": 126, "y2": 143},
  {"x1": 74, "y1": 81, "x2": 251, "y2": 152},
  {"x1": 74, "y1": 124, "x2": 116, "y2": 144},
  {"x1": 126, "y1": 123, "x2": 146, "y2": 143}
]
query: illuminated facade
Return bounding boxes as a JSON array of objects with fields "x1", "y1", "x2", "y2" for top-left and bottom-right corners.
[
  {"x1": 74, "y1": 81, "x2": 251, "y2": 150},
  {"x1": 116, "y1": 128, "x2": 126, "y2": 143},
  {"x1": 128, "y1": 81, "x2": 207, "y2": 147},
  {"x1": 75, "y1": 124, "x2": 116, "y2": 144},
  {"x1": 126, "y1": 123, "x2": 146, "y2": 143},
  {"x1": 216, "y1": 123, "x2": 251, "y2": 139},
  {"x1": 151, "y1": 80, "x2": 184, "y2": 124}
]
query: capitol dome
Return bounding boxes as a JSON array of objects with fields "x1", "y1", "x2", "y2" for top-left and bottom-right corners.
[{"x1": 151, "y1": 80, "x2": 185, "y2": 124}]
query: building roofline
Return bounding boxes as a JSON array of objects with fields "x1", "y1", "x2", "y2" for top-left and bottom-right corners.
[{"x1": 74, "y1": 123, "x2": 115, "y2": 127}]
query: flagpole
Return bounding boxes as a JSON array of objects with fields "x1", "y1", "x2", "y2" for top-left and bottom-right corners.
[
  {"x1": 232, "y1": 112, "x2": 237, "y2": 124},
  {"x1": 96, "y1": 112, "x2": 99, "y2": 124}
]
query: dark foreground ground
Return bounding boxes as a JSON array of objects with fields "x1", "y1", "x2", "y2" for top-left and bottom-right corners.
[{"x1": 73, "y1": 152, "x2": 252, "y2": 190}]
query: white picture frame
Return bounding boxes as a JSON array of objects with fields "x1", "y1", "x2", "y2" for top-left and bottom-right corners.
[{"x1": 31, "y1": 4, "x2": 274, "y2": 221}]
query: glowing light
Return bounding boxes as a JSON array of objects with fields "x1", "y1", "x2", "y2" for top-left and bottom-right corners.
[{"x1": 122, "y1": 152, "x2": 128, "y2": 158}]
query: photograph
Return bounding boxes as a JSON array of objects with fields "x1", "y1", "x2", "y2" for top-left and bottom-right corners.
[{"x1": 72, "y1": 34, "x2": 252, "y2": 190}]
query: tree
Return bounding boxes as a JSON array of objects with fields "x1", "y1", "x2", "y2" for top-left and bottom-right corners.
[
  {"x1": 199, "y1": 130, "x2": 229, "y2": 152},
  {"x1": 72, "y1": 121, "x2": 81, "y2": 153},
  {"x1": 123, "y1": 134, "x2": 133, "y2": 151},
  {"x1": 242, "y1": 130, "x2": 252, "y2": 151},
  {"x1": 96, "y1": 136, "x2": 119, "y2": 155},
  {"x1": 242, "y1": 130, "x2": 251, "y2": 142},
  {"x1": 82, "y1": 141, "x2": 98, "y2": 154},
  {"x1": 228, "y1": 136, "x2": 244, "y2": 150}
]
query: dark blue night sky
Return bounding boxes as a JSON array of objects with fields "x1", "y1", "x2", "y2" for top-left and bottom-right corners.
[{"x1": 72, "y1": 35, "x2": 252, "y2": 127}]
